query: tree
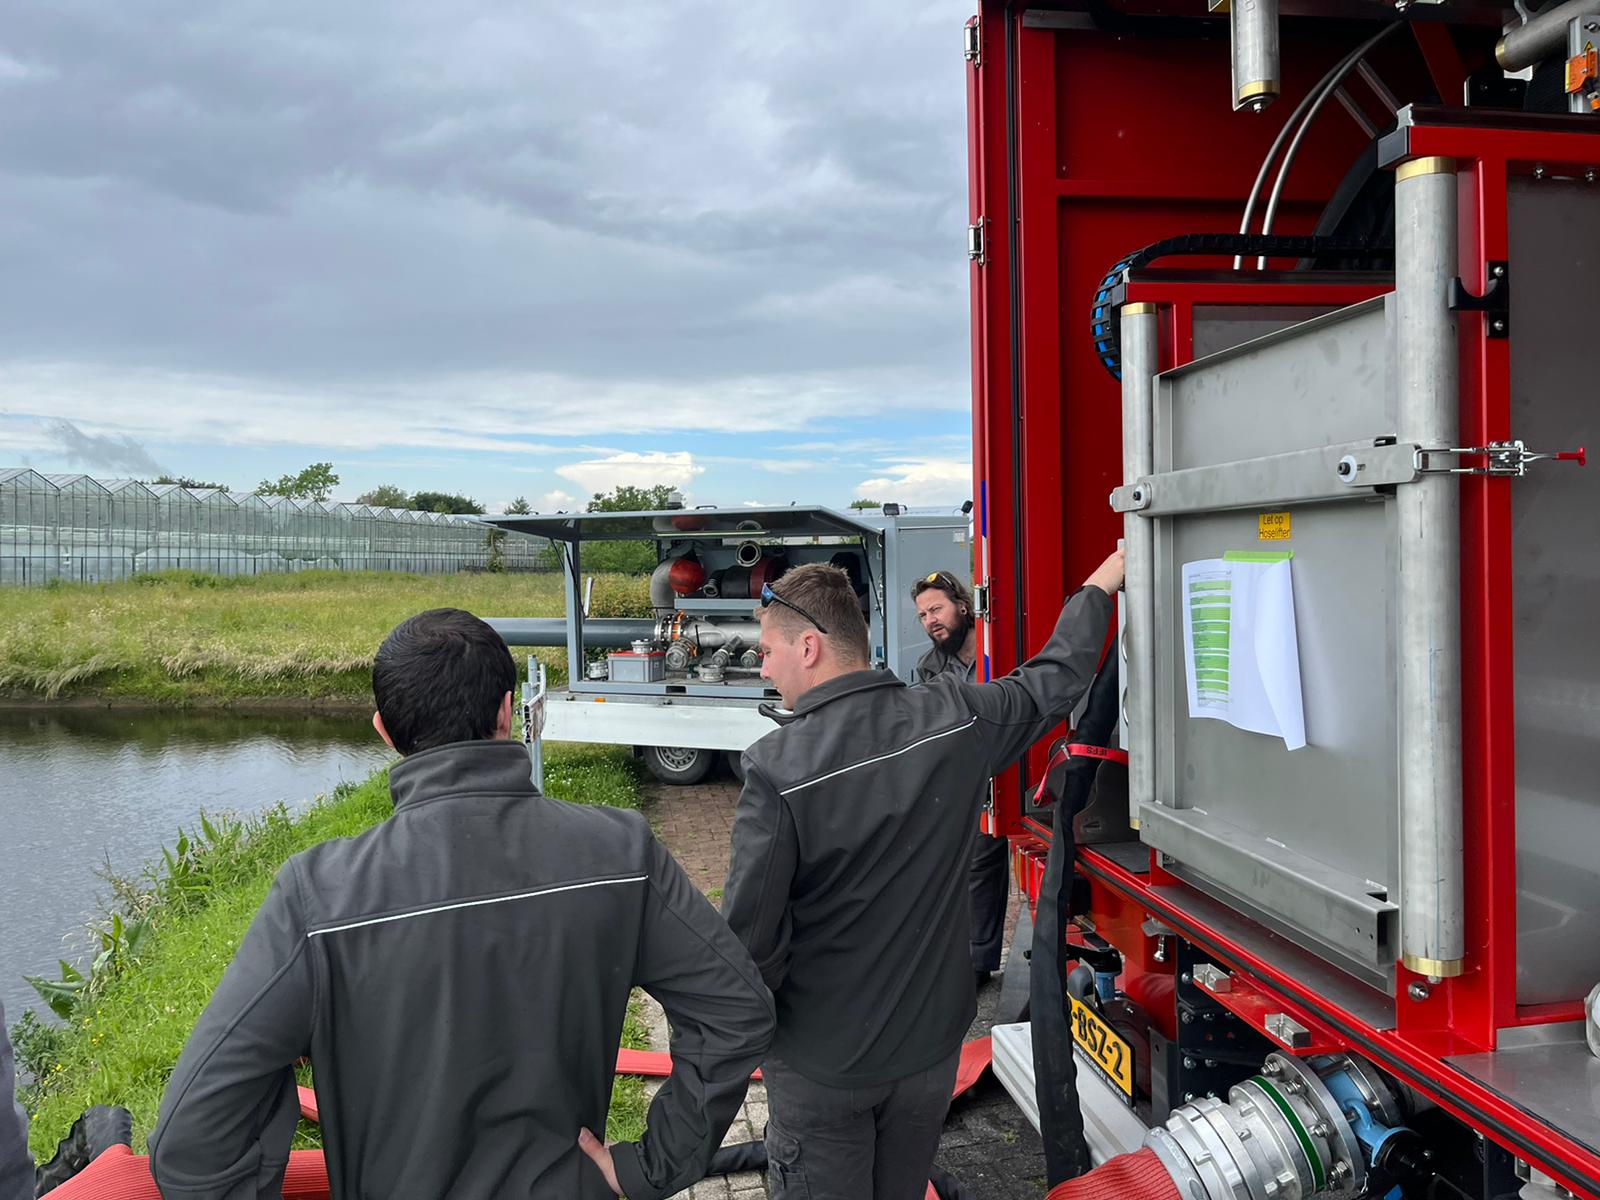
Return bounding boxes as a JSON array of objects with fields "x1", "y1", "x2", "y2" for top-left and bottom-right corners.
[
  {"x1": 412, "y1": 491, "x2": 483, "y2": 515},
  {"x1": 504, "y1": 496, "x2": 532, "y2": 514},
  {"x1": 357, "y1": 484, "x2": 412, "y2": 508},
  {"x1": 848, "y1": 498, "x2": 880, "y2": 510},
  {"x1": 587, "y1": 484, "x2": 675, "y2": 513},
  {"x1": 258, "y1": 462, "x2": 339, "y2": 502},
  {"x1": 148, "y1": 474, "x2": 230, "y2": 491}
]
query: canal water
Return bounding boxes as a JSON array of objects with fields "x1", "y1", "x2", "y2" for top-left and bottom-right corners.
[{"x1": 0, "y1": 707, "x2": 395, "y2": 1025}]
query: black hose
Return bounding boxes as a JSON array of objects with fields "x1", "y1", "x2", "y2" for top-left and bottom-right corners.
[
  {"x1": 1089, "y1": 231, "x2": 1395, "y2": 381},
  {"x1": 1031, "y1": 650, "x2": 1123, "y2": 1186}
]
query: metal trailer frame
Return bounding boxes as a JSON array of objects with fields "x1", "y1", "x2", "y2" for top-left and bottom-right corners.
[
  {"x1": 486, "y1": 505, "x2": 972, "y2": 762},
  {"x1": 968, "y1": 6, "x2": 1600, "y2": 1193}
]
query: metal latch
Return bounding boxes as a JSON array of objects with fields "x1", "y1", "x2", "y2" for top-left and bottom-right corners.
[
  {"x1": 967, "y1": 221, "x2": 985, "y2": 265},
  {"x1": 1415, "y1": 439, "x2": 1587, "y2": 477},
  {"x1": 973, "y1": 582, "x2": 990, "y2": 618},
  {"x1": 963, "y1": 20, "x2": 981, "y2": 64}
]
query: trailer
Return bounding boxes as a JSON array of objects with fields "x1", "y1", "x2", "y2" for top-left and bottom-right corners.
[
  {"x1": 965, "y1": 4, "x2": 1600, "y2": 1198},
  {"x1": 484, "y1": 504, "x2": 972, "y2": 783}
]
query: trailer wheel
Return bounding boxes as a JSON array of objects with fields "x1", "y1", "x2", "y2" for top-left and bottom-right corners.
[
  {"x1": 642, "y1": 745, "x2": 716, "y2": 785},
  {"x1": 723, "y1": 750, "x2": 747, "y2": 783}
]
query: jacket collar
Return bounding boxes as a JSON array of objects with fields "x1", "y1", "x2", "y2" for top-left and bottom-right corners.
[
  {"x1": 761, "y1": 668, "x2": 904, "y2": 726},
  {"x1": 387, "y1": 739, "x2": 538, "y2": 811}
]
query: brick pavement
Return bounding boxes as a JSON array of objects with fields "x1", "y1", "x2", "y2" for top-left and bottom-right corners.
[{"x1": 638, "y1": 771, "x2": 1047, "y2": 1199}]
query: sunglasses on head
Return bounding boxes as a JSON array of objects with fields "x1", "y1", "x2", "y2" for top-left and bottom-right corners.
[{"x1": 760, "y1": 582, "x2": 830, "y2": 635}]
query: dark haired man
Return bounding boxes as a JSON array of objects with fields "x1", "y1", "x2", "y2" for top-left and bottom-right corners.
[
  {"x1": 911, "y1": 570, "x2": 1009, "y2": 988},
  {"x1": 151, "y1": 608, "x2": 773, "y2": 1200},
  {"x1": 724, "y1": 553, "x2": 1122, "y2": 1199}
]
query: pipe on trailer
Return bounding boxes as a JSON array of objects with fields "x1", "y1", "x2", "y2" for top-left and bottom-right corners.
[
  {"x1": 485, "y1": 617, "x2": 655, "y2": 649},
  {"x1": 1496, "y1": 0, "x2": 1600, "y2": 71},
  {"x1": 1230, "y1": 0, "x2": 1280, "y2": 112},
  {"x1": 1393, "y1": 156, "x2": 1465, "y2": 979},
  {"x1": 1119, "y1": 304, "x2": 1159, "y2": 832}
]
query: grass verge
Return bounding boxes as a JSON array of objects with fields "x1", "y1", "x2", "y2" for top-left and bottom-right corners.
[
  {"x1": 0, "y1": 570, "x2": 650, "y2": 704},
  {"x1": 17, "y1": 741, "x2": 650, "y2": 1157}
]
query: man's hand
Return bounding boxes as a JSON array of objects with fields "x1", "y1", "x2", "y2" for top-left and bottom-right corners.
[
  {"x1": 578, "y1": 1127, "x2": 623, "y2": 1196},
  {"x1": 1084, "y1": 547, "x2": 1125, "y2": 596}
]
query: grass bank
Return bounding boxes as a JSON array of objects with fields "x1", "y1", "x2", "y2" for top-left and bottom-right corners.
[
  {"x1": 0, "y1": 569, "x2": 651, "y2": 705},
  {"x1": 16, "y1": 742, "x2": 651, "y2": 1158}
]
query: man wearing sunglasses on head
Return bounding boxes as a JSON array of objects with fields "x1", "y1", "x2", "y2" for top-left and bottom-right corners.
[
  {"x1": 723, "y1": 550, "x2": 1124, "y2": 1200},
  {"x1": 910, "y1": 570, "x2": 1010, "y2": 992}
]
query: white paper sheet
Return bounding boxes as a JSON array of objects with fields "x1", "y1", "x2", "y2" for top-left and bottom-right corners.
[{"x1": 1182, "y1": 554, "x2": 1306, "y2": 750}]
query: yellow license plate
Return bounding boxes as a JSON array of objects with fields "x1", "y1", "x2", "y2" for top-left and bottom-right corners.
[{"x1": 1069, "y1": 995, "x2": 1134, "y2": 1103}]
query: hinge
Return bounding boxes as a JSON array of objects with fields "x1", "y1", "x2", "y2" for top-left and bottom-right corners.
[
  {"x1": 967, "y1": 220, "x2": 985, "y2": 265},
  {"x1": 973, "y1": 582, "x2": 991, "y2": 618},
  {"x1": 964, "y1": 20, "x2": 981, "y2": 65}
]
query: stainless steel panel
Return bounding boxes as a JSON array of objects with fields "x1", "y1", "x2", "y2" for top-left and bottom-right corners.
[
  {"x1": 1149, "y1": 299, "x2": 1401, "y2": 981},
  {"x1": 1191, "y1": 306, "x2": 1341, "y2": 359},
  {"x1": 1509, "y1": 179, "x2": 1600, "y2": 1006},
  {"x1": 1448, "y1": 1023, "x2": 1600, "y2": 1157}
]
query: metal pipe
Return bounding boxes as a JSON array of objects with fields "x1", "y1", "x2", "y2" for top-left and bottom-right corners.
[
  {"x1": 1393, "y1": 156, "x2": 1465, "y2": 979},
  {"x1": 486, "y1": 617, "x2": 655, "y2": 648},
  {"x1": 1230, "y1": 0, "x2": 1281, "y2": 112},
  {"x1": 1497, "y1": 0, "x2": 1600, "y2": 70},
  {"x1": 1120, "y1": 304, "x2": 1159, "y2": 833},
  {"x1": 1332, "y1": 85, "x2": 1379, "y2": 140}
]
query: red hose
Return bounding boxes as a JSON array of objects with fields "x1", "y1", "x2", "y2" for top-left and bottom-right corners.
[{"x1": 1044, "y1": 1148, "x2": 1180, "y2": 1200}]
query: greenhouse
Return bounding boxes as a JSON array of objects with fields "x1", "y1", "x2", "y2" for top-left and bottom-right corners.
[{"x1": 0, "y1": 469, "x2": 548, "y2": 584}]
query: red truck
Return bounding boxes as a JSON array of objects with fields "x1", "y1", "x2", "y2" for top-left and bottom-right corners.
[{"x1": 966, "y1": 4, "x2": 1600, "y2": 1198}]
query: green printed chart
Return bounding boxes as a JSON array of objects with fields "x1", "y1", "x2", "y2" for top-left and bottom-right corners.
[{"x1": 1181, "y1": 551, "x2": 1306, "y2": 750}]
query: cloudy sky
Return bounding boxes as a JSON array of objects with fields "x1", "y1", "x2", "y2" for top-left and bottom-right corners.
[{"x1": 1, "y1": 2, "x2": 977, "y2": 512}]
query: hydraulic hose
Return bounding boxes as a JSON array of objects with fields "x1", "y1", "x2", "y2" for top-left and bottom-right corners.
[{"x1": 1089, "y1": 231, "x2": 1393, "y2": 381}]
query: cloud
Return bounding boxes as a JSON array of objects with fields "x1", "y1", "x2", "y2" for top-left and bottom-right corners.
[
  {"x1": 856, "y1": 457, "x2": 972, "y2": 508},
  {"x1": 556, "y1": 452, "x2": 704, "y2": 495},
  {"x1": 538, "y1": 489, "x2": 577, "y2": 512},
  {"x1": 43, "y1": 418, "x2": 168, "y2": 476}
]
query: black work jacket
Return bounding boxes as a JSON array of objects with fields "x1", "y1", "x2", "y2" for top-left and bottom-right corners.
[
  {"x1": 722, "y1": 587, "x2": 1112, "y2": 1088},
  {"x1": 150, "y1": 740, "x2": 774, "y2": 1200}
]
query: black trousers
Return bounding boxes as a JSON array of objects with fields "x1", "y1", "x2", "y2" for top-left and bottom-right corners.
[
  {"x1": 969, "y1": 831, "x2": 1010, "y2": 973},
  {"x1": 763, "y1": 1051, "x2": 961, "y2": 1200}
]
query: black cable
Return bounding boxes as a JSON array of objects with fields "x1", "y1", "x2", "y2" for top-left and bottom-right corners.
[{"x1": 1089, "y1": 231, "x2": 1395, "y2": 381}]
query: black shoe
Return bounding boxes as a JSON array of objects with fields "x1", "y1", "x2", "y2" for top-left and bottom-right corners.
[{"x1": 974, "y1": 969, "x2": 993, "y2": 991}]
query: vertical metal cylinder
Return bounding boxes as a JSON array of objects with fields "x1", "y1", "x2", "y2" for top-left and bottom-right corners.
[
  {"x1": 1231, "y1": 0, "x2": 1281, "y2": 112},
  {"x1": 1121, "y1": 304, "x2": 1159, "y2": 832},
  {"x1": 1393, "y1": 157, "x2": 1464, "y2": 979}
]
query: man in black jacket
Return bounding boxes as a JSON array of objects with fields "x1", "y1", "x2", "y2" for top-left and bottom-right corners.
[
  {"x1": 150, "y1": 608, "x2": 774, "y2": 1200},
  {"x1": 911, "y1": 569, "x2": 1010, "y2": 989},
  {"x1": 722, "y1": 552, "x2": 1121, "y2": 1199}
]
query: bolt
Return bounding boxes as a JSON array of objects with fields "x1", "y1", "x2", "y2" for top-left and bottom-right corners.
[
  {"x1": 1311, "y1": 1121, "x2": 1332, "y2": 1138},
  {"x1": 1183, "y1": 1056, "x2": 1197, "y2": 1069},
  {"x1": 1535, "y1": 164, "x2": 1547, "y2": 180},
  {"x1": 1204, "y1": 1059, "x2": 1217, "y2": 1069},
  {"x1": 1588, "y1": 169, "x2": 1598, "y2": 184},
  {"x1": 1491, "y1": 263, "x2": 1505, "y2": 278},
  {"x1": 1181, "y1": 1011, "x2": 1194, "y2": 1024},
  {"x1": 1492, "y1": 318, "x2": 1507, "y2": 333},
  {"x1": 1284, "y1": 1080, "x2": 1304, "y2": 1095},
  {"x1": 1184, "y1": 1092, "x2": 1196, "y2": 1102},
  {"x1": 1264, "y1": 1059, "x2": 1282, "y2": 1075},
  {"x1": 1180, "y1": 971, "x2": 1192, "y2": 984},
  {"x1": 1332, "y1": 1161, "x2": 1351, "y2": 1182},
  {"x1": 1408, "y1": 981, "x2": 1432, "y2": 1002},
  {"x1": 1203, "y1": 1012, "x2": 1215, "y2": 1022}
]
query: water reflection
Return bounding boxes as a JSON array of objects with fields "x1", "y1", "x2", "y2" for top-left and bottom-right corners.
[{"x1": 0, "y1": 707, "x2": 395, "y2": 1023}]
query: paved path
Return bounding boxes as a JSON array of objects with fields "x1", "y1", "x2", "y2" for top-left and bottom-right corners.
[{"x1": 639, "y1": 773, "x2": 1047, "y2": 1199}]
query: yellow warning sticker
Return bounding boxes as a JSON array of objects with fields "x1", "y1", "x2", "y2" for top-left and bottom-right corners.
[{"x1": 1258, "y1": 512, "x2": 1292, "y2": 541}]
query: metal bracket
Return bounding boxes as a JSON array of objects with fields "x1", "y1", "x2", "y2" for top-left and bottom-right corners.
[
  {"x1": 963, "y1": 20, "x2": 981, "y2": 65},
  {"x1": 1448, "y1": 260, "x2": 1510, "y2": 338},
  {"x1": 973, "y1": 582, "x2": 991, "y2": 618},
  {"x1": 1415, "y1": 439, "x2": 1587, "y2": 477}
]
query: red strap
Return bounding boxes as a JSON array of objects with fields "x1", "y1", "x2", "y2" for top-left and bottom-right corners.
[{"x1": 1066, "y1": 742, "x2": 1129, "y2": 766}]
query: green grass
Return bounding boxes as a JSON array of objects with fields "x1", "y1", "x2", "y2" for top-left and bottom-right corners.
[
  {"x1": 0, "y1": 569, "x2": 650, "y2": 704},
  {"x1": 19, "y1": 742, "x2": 651, "y2": 1157}
]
